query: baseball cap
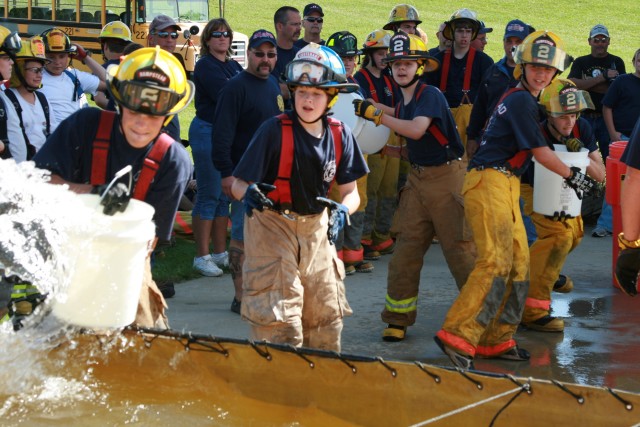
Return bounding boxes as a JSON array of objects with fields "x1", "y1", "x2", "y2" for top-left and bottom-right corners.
[
  {"x1": 504, "y1": 19, "x2": 528, "y2": 40},
  {"x1": 150, "y1": 14, "x2": 180, "y2": 33},
  {"x1": 589, "y1": 24, "x2": 609, "y2": 38},
  {"x1": 478, "y1": 21, "x2": 493, "y2": 34},
  {"x1": 248, "y1": 29, "x2": 277, "y2": 49},
  {"x1": 303, "y1": 3, "x2": 324, "y2": 17}
]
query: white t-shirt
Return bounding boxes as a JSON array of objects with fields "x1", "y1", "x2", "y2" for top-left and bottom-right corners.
[
  {"x1": 40, "y1": 68, "x2": 100, "y2": 131},
  {"x1": 9, "y1": 88, "x2": 48, "y2": 153},
  {"x1": 0, "y1": 89, "x2": 28, "y2": 162}
]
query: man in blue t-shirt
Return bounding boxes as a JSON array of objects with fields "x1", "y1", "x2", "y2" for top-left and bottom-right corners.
[
  {"x1": 211, "y1": 29, "x2": 283, "y2": 315},
  {"x1": 273, "y1": 6, "x2": 301, "y2": 108}
]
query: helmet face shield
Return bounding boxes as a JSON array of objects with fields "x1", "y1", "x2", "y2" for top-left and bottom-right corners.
[
  {"x1": 113, "y1": 80, "x2": 182, "y2": 116},
  {"x1": 1, "y1": 31, "x2": 22, "y2": 56},
  {"x1": 286, "y1": 60, "x2": 337, "y2": 85}
]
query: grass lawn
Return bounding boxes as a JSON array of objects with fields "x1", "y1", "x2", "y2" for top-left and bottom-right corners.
[{"x1": 159, "y1": 0, "x2": 637, "y2": 283}]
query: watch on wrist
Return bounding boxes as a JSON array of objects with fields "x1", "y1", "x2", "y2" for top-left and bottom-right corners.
[{"x1": 618, "y1": 233, "x2": 640, "y2": 249}]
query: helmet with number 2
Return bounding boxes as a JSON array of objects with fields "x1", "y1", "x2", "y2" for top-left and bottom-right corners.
[
  {"x1": 513, "y1": 30, "x2": 573, "y2": 80},
  {"x1": 285, "y1": 43, "x2": 359, "y2": 94},
  {"x1": 540, "y1": 78, "x2": 594, "y2": 117},
  {"x1": 107, "y1": 46, "x2": 194, "y2": 118},
  {"x1": 384, "y1": 32, "x2": 439, "y2": 76}
]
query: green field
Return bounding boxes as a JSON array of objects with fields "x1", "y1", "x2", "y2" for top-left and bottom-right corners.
[{"x1": 176, "y1": 0, "x2": 638, "y2": 140}]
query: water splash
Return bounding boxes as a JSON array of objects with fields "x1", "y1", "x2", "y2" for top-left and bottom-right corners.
[{"x1": 0, "y1": 160, "x2": 94, "y2": 296}]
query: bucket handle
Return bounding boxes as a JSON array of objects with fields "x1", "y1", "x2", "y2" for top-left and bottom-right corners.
[{"x1": 98, "y1": 165, "x2": 132, "y2": 205}]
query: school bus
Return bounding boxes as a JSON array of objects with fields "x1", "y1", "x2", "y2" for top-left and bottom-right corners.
[{"x1": 0, "y1": 0, "x2": 248, "y2": 74}]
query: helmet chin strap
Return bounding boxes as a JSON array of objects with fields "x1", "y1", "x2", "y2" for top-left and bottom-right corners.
[
  {"x1": 398, "y1": 74, "x2": 420, "y2": 88},
  {"x1": 547, "y1": 120, "x2": 569, "y2": 142}
]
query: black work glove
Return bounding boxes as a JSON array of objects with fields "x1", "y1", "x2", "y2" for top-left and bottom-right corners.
[
  {"x1": 353, "y1": 99, "x2": 383, "y2": 126},
  {"x1": 316, "y1": 196, "x2": 350, "y2": 245},
  {"x1": 244, "y1": 183, "x2": 275, "y2": 217},
  {"x1": 564, "y1": 166, "x2": 601, "y2": 200},
  {"x1": 92, "y1": 183, "x2": 130, "y2": 216},
  {"x1": 565, "y1": 138, "x2": 584, "y2": 153},
  {"x1": 545, "y1": 211, "x2": 573, "y2": 222},
  {"x1": 615, "y1": 233, "x2": 640, "y2": 296}
]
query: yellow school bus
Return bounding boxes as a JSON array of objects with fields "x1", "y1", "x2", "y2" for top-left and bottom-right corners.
[{"x1": 0, "y1": 0, "x2": 248, "y2": 74}]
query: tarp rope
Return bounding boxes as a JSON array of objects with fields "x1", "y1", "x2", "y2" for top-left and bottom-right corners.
[{"x1": 409, "y1": 385, "x2": 528, "y2": 427}]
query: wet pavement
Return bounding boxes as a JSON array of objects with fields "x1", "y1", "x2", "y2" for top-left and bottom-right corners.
[{"x1": 167, "y1": 224, "x2": 640, "y2": 394}]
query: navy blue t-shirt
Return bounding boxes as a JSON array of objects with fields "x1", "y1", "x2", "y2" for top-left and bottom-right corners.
[
  {"x1": 422, "y1": 48, "x2": 494, "y2": 108},
  {"x1": 273, "y1": 45, "x2": 300, "y2": 82},
  {"x1": 233, "y1": 112, "x2": 369, "y2": 215},
  {"x1": 621, "y1": 117, "x2": 640, "y2": 169},
  {"x1": 193, "y1": 55, "x2": 243, "y2": 123},
  {"x1": 33, "y1": 108, "x2": 192, "y2": 240},
  {"x1": 212, "y1": 71, "x2": 283, "y2": 178},
  {"x1": 471, "y1": 89, "x2": 547, "y2": 175},
  {"x1": 522, "y1": 117, "x2": 598, "y2": 185},
  {"x1": 397, "y1": 84, "x2": 464, "y2": 166},
  {"x1": 602, "y1": 73, "x2": 640, "y2": 136},
  {"x1": 354, "y1": 68, "x2": 397, "y2": 107}
]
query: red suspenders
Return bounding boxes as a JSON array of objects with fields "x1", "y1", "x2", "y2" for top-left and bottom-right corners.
[
  {"x1": 90, "y1": 111, "x2": 174, "y2": 201},
  {"x1": 359, "y1": 68, "x2": 394, "y2": 105},
  {"x1": 439, "y1": 47, "x2": 477, "y2": 104},
  {"x1": 269, "y1": 114, "x2": 343, "y2": 207},
  {"x1": 395, "y1": 83, "x2": 450, "y2": 148}
]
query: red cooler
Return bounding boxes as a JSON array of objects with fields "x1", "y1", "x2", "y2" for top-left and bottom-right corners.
[{"x1": 606, "y1": 141, "x2": 628, "y2": 287}]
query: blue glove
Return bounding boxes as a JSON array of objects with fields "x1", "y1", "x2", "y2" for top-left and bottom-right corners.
[
  {"x1": 244, "y1": 183, "x2": 275, "y2": 217},
  {"x1": 92, "y1": 183, "x2": 130, "y2": 216},
  {"x1": 316, "y1": 197, "x2": 350, "y2": 245}
]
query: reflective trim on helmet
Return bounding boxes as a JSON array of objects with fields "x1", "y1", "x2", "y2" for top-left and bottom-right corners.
[
  {"x1": 115, "y1": 80, "x2": 183, "y2": 116},
  {"x1": 42, "y1": 28, "x2": 72, "y2": 53}
]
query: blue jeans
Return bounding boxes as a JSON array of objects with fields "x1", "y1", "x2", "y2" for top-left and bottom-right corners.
[
  {"x1": 189, "y1": 116, "x2": 229, "y2": 220},
  {"x1": 584, "y1": 115, "x2": 610, "y2": 160},
  {"x1": 230, "y1": 199, "x2": 244, "y2": 241},
  {"x1": 520, "y1": 197, "x2": 537, "y2": 246}
]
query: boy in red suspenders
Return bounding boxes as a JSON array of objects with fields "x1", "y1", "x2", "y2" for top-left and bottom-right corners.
[
  {"x1": 231, "y1": 44, "x2": 368, "y2": 352},
  {"x1": 354, "y1": 32, "x2": 476, "y2": 342},
  {"x1": 520, "y1": 79, "x2": 605, "y2": 332},
  {"x1": 434, "y1": 31, "x2": 601, "y2": 370},
  {"x1": 33, "y1": 47, "x2": 193, "y2": 328}
]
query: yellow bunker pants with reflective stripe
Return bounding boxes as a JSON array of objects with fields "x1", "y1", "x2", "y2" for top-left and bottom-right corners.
[
  {"x1": 382, "y1": 160, "x2": 476, "y2": 326},
  {"x1": 437, "y1": 168, "x2": 529, "y2": 357},
  {"x1": 450, "y1": 103, "x2": 473, "y2": 149},
  {"x1": 520, "y1": 183, "x2": 583, "y2": 322}
]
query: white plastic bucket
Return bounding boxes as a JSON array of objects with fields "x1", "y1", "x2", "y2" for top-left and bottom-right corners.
[
  {"x1": 51, "y1": 194, "x2": 156, "y2": 329},
  {"x1": 332, "y1": 91, "x2": 362, "y2": 134},
  {"x1": 533, "y1": 144, "x2": 590, "y2": 217},
  {"x1": 353, "y1": 117, "x2": 391, "y2": 155},
  {"x1": 331, "y1": 92, "x2": 391, "y2": 155}
]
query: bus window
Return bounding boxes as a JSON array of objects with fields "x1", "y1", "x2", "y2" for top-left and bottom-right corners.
[{"x1": 8, "y1": 0, "x2": 28, "y2": 19}]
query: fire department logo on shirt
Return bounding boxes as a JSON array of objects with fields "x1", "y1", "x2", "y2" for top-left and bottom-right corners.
[{"x1": 324, "y1": 160, "x2": 336, "y2": 183}]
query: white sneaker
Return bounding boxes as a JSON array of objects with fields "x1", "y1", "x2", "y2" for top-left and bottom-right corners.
[
  {"x1": 193, "y1": 255, "x2": 223, "y2": 277},
  {"x1": 211, "y1": 251, "x2": 229, "y2": 269}
]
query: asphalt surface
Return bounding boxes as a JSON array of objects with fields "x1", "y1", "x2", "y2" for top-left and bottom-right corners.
[{"x1": 166, "y1": 223, "x2": 640, "y2": 393}]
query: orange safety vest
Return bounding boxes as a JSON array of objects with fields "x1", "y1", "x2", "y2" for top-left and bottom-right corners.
[
  {"x1": 268, "y1": 113, "x2": 343, "y2": 211},
  {"x1": 90, "y1": 111, "x2": 174, "y2": 201}
]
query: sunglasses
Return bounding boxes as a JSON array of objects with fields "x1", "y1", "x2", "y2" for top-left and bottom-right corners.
[
  {"x1": 305, "y1": 17, "x2": 323, "y2": 23},
  {"x1": 155, "y1": 31, "x2": 179, "y2": 39},
  {"x1": 591, "y1": 37, "x2": 609, "y2": 43},
  {"x1": 252, "y1": 51, "x2": 277, "y2": 58},
  {"x1": 211, "y1": 31, "x2": 230, "y2": 38},
  {"x1": 24, "y1": 66, "x2": 45, "y2": 74}
]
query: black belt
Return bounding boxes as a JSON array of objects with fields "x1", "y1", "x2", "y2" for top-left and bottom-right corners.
[
  {"x1": 474, "y1": 165, "x2": 515, "y2": 177},
  {"x1": 411, "y1": 159, "x2": 460, "y2": 172}
]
